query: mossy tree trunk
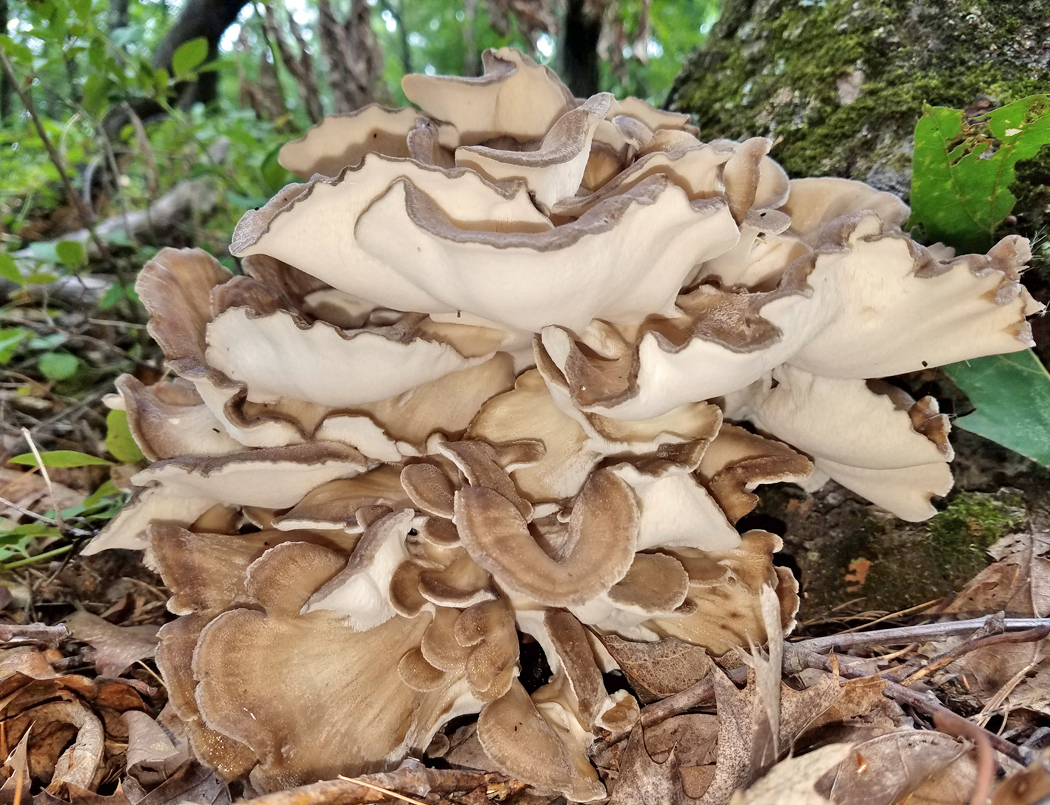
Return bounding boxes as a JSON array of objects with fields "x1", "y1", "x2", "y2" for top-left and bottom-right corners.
[
  {"x1": 667, "y1": 0, "x2": 1050, "y2": 236},
  {"x1": 667, "y1": 0, "x2": 1050, "y2": 618}
]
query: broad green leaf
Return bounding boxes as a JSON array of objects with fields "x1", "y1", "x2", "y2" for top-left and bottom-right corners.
[
  {"x1": 0, "y1": 254, "x2": 21, "y2": 284},
  {"x1": 260, "y1": 144, "x2": 294, "y2": 194},
  {"x1": 171, "y1": 37, "x2": 208, "y2": 79},
  {"x1": 9, "y1": 450, "x2": 114, "y2": 468},
  {"x1": 910, "y1": 95, "x2": 1050, "y2": 253},
  {"x1": 946, "y1": 349, "x2": 1050, "y2": 467},
  {"x1": 24, "y1": 272, "x2": 59, "y2": 285},
  {"x1": 54, "y1": 240, "x2": 85, "y2": 268},
  {"x1": 98, "y1": 282, "x2": 126, "y2": 310},
  {"x1": 0, "y1": 328, "x2": 30, "y2": 364},
  {"x1": 153, "y1": 66, "x2": 171, "y2": 97},
  {"x1": 37, "y1": 352, "x2": 79, "y2": 381},
  {"x1": 0, "y1": 36, "x2": 34, "y2": 66},
  {"x1": 81, "y1": 480, "x2": 123, "y2": 509},
  {"x1": 105, "y1": 409, "x2": 145, "y2": 464}
]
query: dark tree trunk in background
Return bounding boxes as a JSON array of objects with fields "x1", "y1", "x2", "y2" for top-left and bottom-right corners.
[
  {"x1": 103, "y1": 0, "x2": 248, "y2": 139},
  {"x1": 108, "y1": 0, "x2": 129, "y2": 33},
  {"x1": 560, "y1": 0, "x2": 602, "y2": 97},
  {"x1": 153, "y1": 0, "x2": 250, "y2": 109},
  {"x1": 0, "y1": 0, "x2": 10, "y2": 123},
  {"x1": 317, "y1": 0, "x2": 387, "y2": 112}
]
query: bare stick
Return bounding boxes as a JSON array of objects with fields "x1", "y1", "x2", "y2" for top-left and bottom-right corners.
[
  {"x1": 933, "y1": 712, "x2": 996, "y2": 805},
  {"x1": 20, "y1": 427, "x2": 66, "y2": 535},
  {"x1": 900, "y1": 625, "x2": 1050, "y2": 686},
  {"x1": 792, "y1": 615, "x2": 1050, "y2": 656},
  {"x1": 0, "y1": 47, "x2": 107, "y2": 258},
  {"x1": 0, "y1": 622, "x2": 68, "y2": 647},
  {"x1": 798, "y1": 650, "x2": 1031, "y2": 766}
]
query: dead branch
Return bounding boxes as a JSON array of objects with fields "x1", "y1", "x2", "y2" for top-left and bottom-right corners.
[{"x1": 2, "y1": 179, "x2": 218, "y2": 305}]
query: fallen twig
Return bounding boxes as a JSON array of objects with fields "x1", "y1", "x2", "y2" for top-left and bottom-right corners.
[
  {"x1": 793, "y1": 615, "x2": 1050, "y2": 655},
  {"x1": 933, "y1": 711, "x2": 996, "y2": 805},
  {"x1": 899, "y1": 625, "x2": 1050, "y2": 686},
  {"x1": 0, "y1": 622, "x2": 68, "y2": 647},
  {"x1": 798, "y1": 650, "x2": 1032, "y2": 767}
]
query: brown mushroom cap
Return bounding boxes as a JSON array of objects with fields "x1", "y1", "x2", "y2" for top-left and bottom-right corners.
[
  {"x1": 455, "y1": 468, "x2": 638, "y2": 606},
  {"x1": 477, "y1": 679, "x2": 606, "y2": 802},
  {"x1": 278, "y1": 105, "x2": 422, "y2": 179}
]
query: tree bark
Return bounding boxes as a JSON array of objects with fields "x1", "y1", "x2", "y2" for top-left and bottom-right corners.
[
  {"x1": 108, "y1": 0, "x2": 129, "y2": 33},
  {"x1": 153, "y1": 0, "x2": 250, "y2": 109},
  {"x1": 666, "y1": 0, "x2": 1050, "y2": 230},
  {"x1": 103, "y1": 0, "x2": 249, "y2": 139},
  {"x1": 559, "y1": 0, "x2": 602, "y2": 98},
  {"x1": 0, "y1": 0, "x2": 10, "y2": 123}
]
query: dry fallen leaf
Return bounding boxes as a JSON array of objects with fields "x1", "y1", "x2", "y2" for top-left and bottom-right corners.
[
  {"x1": 934, "y1": 527, "x2": 1050, "y2": 706},
  {"x1": 818, "y1": 730, "x2": 969, "y2": 804},
  {"x1": 608, "y1": 724, "x2": 689, "y2": 805},
  {"x1": 993, "y1": 747, "x2": 1050, "y2": 804},
  {"x1": 65, "y1": 612, "x2": 159, "y2": 679},
  {"x1": 600, "y1": 635, "x2": 712, "y2": 702},
  {"x1": 729, "y1": 744, "x2": 849, "y2": 805},
  {"x1": 845, "y1": 559, "x2": 872, "y2": 592}
]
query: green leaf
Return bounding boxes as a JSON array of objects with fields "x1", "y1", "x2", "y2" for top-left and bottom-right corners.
[
  {"x1": 260, "y1": 144, "x2": 294, "y2": 194},
  {"x1": 0, "y1": 36, "x2": 34, "y2": 66},
  {"x1": 0, "y1": 328, "x2": 30, "y2": 364},
  {"x1": 171, "y1": 37, "x2": 208, "y2": 79},
  {"x1": 37, "y1": 352, "x2": 79, "y2": 381},
  {"x1": 153, "y1": 66, "x2": 171, "y2": 96},
  {"x1": 81, "y1": 480, "x2": 122, "y2": 509},
  {"x1": 23, "y1": 272, "x2": 59, "y2": 285},
  {"x1": 98, "y1": 282, "x2": 126, "y2": 310},
  {"x1": 8, "y1": 450, "x2": 114, "y2": 468},
  {"x1": 910, "y1": 95, "x2": 1050, "y2": 253},
  {"x1": 946, "y1": 349, "x2": 1050, "y2": 467},
  {"x1": 0, "y1": 254, "x2": 22, "y2": 284},
  {"x1": 54, "y1": 240, "x2": 85, "y2": 268},
  {"x1": 105, "y1": 409, "x2": 145, "y2": 464}
]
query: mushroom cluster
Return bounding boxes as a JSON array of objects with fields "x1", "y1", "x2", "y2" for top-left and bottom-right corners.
[{"x1": 87, "y1": 49, "x2": 1041, "y2": 799}]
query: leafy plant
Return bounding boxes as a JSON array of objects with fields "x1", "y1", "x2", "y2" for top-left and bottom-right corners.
[
  {"x1": 910, "y1": 96, "x2": 1050, "y2": 467},
  {"x1": 911, "y1": 96, "x2": 1050, "y2": 253}
]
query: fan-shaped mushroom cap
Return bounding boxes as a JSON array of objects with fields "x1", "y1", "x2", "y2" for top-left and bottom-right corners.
[
  {"x1": 455, "y1": 469, "x2": 638, "y2": 607},
  {"x1": 194, "y1": 542, "x2": 475, "y2": 791},
  {"x1": 204, "y1": 307, "x2": 496, "y2": 408},
  {"x1": 455, "y1": 93, "x2": 612, "y2": 211},
  {"x1": 697, "y1": 423, "x2": 813, "y2": 524},
  {"x1": 304, "y1": 509, "x2": 414, "y2": 629},
  {"x1": 279, "y1": 105, "x2": 425, "y2": 179},
  {"x1": 275, "y1": 465, "x2": 410, "y2": 531},
  {"x1": 231, "y1": 154, "x2": 553, "y2": 314},
  {"x1": 789, "y1": 219, "x2": 1042, "y2": 378},
  {"x1": 115, "y1": 376, "x2": 241, "y2": 461},
  {"x1": 551, "y1": 144, "x2": 730, "y2": 218},
  {"x1": 84, "y1": 443, "x2": 368, "y2": 555},
  {"x1": 402, "y1": 48, "x2": 574, "y2": 144},
  {"x1": 477, "y1": 679, "x2": 606, "y2": 802},
  {"x1": 780, "y1": 176, "x2": 909, "y2": 241},
  {"x1": 647, "y1": 531, "x2": 799, "y2": 655},
  {"x1": 354, "y1": 175, "x2": 738, "y2": 333}
]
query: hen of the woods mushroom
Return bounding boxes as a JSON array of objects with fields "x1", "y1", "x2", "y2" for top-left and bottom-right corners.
[{"x1": 87, "y1": 49, "x2": 1042, "y2": 799}]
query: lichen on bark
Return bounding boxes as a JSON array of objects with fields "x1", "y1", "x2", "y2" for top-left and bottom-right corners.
[{"x1": 666, "y1": 0, "x2": 1050, "y2": 237}]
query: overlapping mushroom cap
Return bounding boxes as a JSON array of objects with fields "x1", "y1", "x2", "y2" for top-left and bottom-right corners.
[{"x1": 87, "y1": 47, "x2": 1042, "y2": 799}]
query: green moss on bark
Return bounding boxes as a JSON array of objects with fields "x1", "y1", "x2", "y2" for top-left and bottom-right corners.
[{"x1": 668, "y1": 0, "x2": 1050, "y2": 217}]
